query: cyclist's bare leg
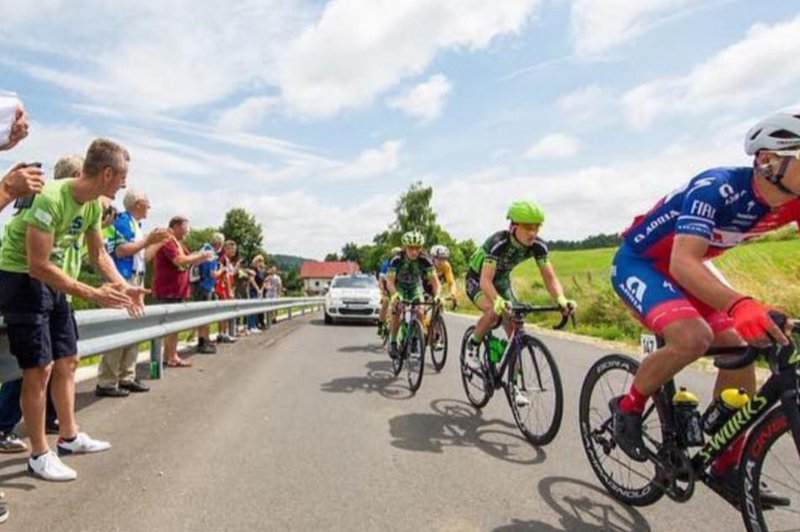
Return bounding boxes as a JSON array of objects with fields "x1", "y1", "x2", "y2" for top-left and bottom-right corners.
[
  {"x1": 389, "y1": 302, "x2": 402, "y2": 338},
  {"x1": 710, "y1": 328, "x2": 756, "y2": 397},
  {"x1": 473, "y1": 295, "x2": 500, "y2": 340},
  {"x1": 708, "y1": 328, "x2": 755, "y2": 472},
  {"x1": 379, "y1": 296, "x2": 389, "y2": 323},
  {"x1": 632, "y1": 317, "x2": 713, "y2": 396}
]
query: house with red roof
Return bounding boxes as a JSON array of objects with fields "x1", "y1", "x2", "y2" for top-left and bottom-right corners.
[{"x1": 299, "y1": 260, "x2": 360, "y2": 295}]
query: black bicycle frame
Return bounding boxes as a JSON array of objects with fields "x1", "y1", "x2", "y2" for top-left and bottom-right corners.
[
  {"x1": 649, "y1": 336, "x2": 800, "y2": 474},
  {"x1": 484, "y1": 305, "x2": 565, "y2": 386}
]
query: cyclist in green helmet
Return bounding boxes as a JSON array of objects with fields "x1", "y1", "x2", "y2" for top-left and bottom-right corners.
[
  {"x1": 386, "y1": 231, "x2": 441, "y2": 358},
  {"x1": 464, "y1": 201, "x2": 576, "y2": 392}
]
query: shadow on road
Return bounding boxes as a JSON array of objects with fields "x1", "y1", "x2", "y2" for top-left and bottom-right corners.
[
  {"x1": 388, "y1": 398, "x2": 547, "y2": 465},
  {"x1": 338, "y1": 343, "x2": 385, "y2": 355},
  {"x1": 0, "y1": 456, "x2": 36, "y2": 491},
  {"x1": 492, "y1": 477, "x2": 651, "y2": 531},
  {"x1": 319, "y1": 360, "x2": 413, "y2": 400}
]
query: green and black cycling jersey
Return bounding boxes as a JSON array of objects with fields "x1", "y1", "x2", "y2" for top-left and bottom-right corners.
[
  {"x1": 466, "y1": 230, "x2": 549, "y2": 303},
  {"x1": 388, "y1": 252, "x2": 435, "y2": 300}
]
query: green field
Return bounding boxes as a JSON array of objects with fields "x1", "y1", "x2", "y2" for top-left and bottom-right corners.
[{"x1": 455, "y1": 239, "x2": 800, "y2": 344}]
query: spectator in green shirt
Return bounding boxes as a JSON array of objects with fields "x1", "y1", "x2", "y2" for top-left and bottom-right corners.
[{"x1": 0, "y1": 138, "x2": 144, "y2": 482}]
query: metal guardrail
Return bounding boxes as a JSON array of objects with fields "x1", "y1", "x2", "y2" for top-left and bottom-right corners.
[{"x1": 0, "y1": 297, "x2": 323, "y2": 383}]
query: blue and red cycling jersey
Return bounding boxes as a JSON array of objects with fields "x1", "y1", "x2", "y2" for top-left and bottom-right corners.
[{"x1": 613, "y1": 167, "x2": 800, "y2": 332}]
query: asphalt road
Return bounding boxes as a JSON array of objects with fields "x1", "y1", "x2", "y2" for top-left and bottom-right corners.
[{"x1": 0, "y1": 313, "x2": 766, "y2": 531}]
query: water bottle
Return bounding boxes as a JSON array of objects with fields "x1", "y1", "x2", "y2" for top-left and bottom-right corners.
[
  {"x1": 488, "y1": 337, "x2": 507, "y2": 364},
  {"x1": 702, "y1": 388, "x2": 749, "y2": 436},
  {"x1": 673, "y1": 387, "x2": 704, "y2": 446}
]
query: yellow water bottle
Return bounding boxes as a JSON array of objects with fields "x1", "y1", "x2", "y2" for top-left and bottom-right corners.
[
  {"x1": 673, "y1": 387, "x2": 704, "y2": 446},
  {"x1": 702, "y1": 388, "x2": 749, "y2": 436}
]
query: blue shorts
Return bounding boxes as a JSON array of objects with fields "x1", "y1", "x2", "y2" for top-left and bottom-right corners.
[
  {"x1": 611, "y1": 246, "x2": 733, "y2": 334},
  {"x1": 0, "y1": 271, "x2": 78, "y2": 369}
]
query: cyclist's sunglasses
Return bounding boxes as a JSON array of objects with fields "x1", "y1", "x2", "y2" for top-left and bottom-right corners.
[{"x1": 771, "y1": 146, "x2": 800, "y2": 159}]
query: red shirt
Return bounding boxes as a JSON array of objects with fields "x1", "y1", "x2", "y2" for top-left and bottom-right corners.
[{"x1": 153, "y1": 238, "x2": 190, "y2": 299}]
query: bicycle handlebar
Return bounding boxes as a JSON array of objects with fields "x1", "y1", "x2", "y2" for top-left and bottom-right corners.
[
  {"x1": 709, "y1": 312, "x2": 800, "y2": 369},
  {"x1": 509, "y1": 303, "x2": 575, "y2": 330}
]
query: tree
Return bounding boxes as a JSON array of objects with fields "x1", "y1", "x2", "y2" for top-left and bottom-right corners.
[
  {"x1": 220, "y1": 208, "x2": 264, "y2": 261},
  {"x1": 324, "y1": 252, "x2": 340, "y2": 262},
  {"x1": 185, "y1": 226, "x2": 217, "y2": 252},
  {"x1": 390, "y1": 182, "x2": 441, "y2": 246},
  {"x1": 341, "y1": 242, "x2": 360, "y2": 262}
]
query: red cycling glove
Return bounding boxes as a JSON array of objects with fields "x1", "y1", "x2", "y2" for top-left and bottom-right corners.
[{"x1": 727, "y1": 297, "x2": 774, "y2": 344}]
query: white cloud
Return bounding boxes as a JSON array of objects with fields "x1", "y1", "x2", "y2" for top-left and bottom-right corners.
[
  {"x1": 0, "y1": 1, "x2": 314, "y2": 113},
  {"x1": 387, "y1": 74, "x2": 452, "y2": 122},
  {"x1": 327, "y1": 140, "x2": 403, "y2": 181},
  {"x1": 523, "y1": 133, "x2": 581, "y2": 159},
  {"x1": 622, "y1": 14, "x2": 800, "y2": 128},
  {"x1": 216, "y1": 96, "x2": 281, "y2": 133},
  {"x1": 278, "y1": 0, "x2": 541, "y2": 117},
  {"x1": 570, "y1": 0, "x2": 695, "y2": 56},
  {"x1": 435, "y1": 117, "x2": 746, "y2": 245},
  {"x1": 557, "y1": 85, "x2": 608, "y2": 121}
]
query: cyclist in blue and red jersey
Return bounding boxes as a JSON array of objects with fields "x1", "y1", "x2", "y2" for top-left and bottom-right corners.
[{"x1": 609, "y1": 109, "x2": 800, "y2": 504}]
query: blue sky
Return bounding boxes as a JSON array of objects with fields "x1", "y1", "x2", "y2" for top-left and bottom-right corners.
[{"x1": 1, "y1": 0, "x2": 799, "y2": 258}]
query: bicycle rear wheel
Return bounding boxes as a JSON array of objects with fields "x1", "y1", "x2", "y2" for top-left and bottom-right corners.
[
  {"x1": 506, "y1": 335, "x2": 563, "y2": 446},
  {"x1": 406, "y1": 319, "x2": 425, "y2": 392},
  {"x1": 459, "y1": 326, "x2": 491, "y2": 408},
  {"x1": 739, "y1": 407, "x2": 800, "y2": 532},
  {"x1": 429, "y1": 314, "x2": 448, "y2": 372},
  {"x1": 578, "y1": 353, "x2": 666, "y2": 507}
]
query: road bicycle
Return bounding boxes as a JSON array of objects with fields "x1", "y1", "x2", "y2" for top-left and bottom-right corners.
[
  {"x1": 459, "y1": 304, "x2": 571, "y2": 446},
  {"x1": 424, "y1": 296, "x2": 456, "y2": 372},
  {"x1": 391, "y1": 299, "x2": 435, "y2": 393},
  {"x1": 579, "y1": 311, "x2": 800, "y2": 531}
]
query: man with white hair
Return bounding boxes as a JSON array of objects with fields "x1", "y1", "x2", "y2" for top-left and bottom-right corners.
[{"x1": 98, "y1": 188, "x2": 169, "y2": 397}]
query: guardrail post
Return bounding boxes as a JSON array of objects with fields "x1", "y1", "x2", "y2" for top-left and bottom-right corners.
[
  {"x1": 301, "y1": 306, "x2": 306, "y2": 316},
  {"x1": 150, "y1": 338, "x2": 163, "y2": 380},
  {"x1": 229, "y1": 318, "x2": 237, "y2": 338},
  {"x1": 266, "y1": 310, "x2": 272, "y2": 329},
  {"x1": 288, "y1": 307, "x2": 293, "y2": 320}
]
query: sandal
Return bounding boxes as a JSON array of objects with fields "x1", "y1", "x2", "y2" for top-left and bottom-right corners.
[{"x1": 165, "y1": 358, "x2": 192, "y2": 368}]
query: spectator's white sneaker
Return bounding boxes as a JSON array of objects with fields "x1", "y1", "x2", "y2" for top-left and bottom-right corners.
[
  {"x1": 28, "y1": 450, "x2": 77, "y2": 481},
  {"x1": 57, "y1": 432, "x2": 111, "y2": 455},
  {"x1": 513, "y1": 387, "x2": 531, "y2": 408}
]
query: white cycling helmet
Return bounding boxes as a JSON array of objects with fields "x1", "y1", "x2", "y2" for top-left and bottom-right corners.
[
  {"x1": 745, "y1": 108, "x2": 800, "y2": 155},
  {"x1": 430, "y1": 244, "x2": 450, "y2": 258}
]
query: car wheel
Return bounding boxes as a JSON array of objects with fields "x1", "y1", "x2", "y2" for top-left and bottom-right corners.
[{"x1": 324, "y1": 312, "x2": 333, "y2": 325}]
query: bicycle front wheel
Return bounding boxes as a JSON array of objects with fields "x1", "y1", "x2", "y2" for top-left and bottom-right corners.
[
  {"x1": 429, "y1": 314, "x2": 448, "y2": 372},
  {"x1": 506, "y1": 335, "x2": 563, "y2": 446},
  {"x1": 578, "y1": 353, "x2": 665, "y2": 507},
  {"x1": 406, "y1": 319, "x2": 425, "y2": 392},
  {"x1": 459, "y1": 326, "x2": 491, "y2": 408},
  {"x1": 739, "y1": 407, "x2": 800, "y2": 532}
]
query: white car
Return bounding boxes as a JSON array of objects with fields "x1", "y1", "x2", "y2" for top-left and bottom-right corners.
[{"x1": 324, "y1": 274, "x2": 382, "y2": 325}]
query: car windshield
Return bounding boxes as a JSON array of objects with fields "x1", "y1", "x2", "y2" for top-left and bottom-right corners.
[{"x1": 331, "y1": 276, "x2": 377, "y2": 289}]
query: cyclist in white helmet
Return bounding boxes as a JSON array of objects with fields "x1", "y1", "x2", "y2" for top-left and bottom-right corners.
[{"x1": 607, "y1": 108, "x2": 800, "y2": 505}]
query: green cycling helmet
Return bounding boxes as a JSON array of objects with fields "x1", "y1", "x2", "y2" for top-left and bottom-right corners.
[
  {"x1": 401, "y1": 230, "x2": 425, "y2": 247},
  {"x1": 507, "y1": 200, "x2": 545, "y2": 224}
]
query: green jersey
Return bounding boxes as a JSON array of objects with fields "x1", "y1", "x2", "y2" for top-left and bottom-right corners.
[
  {"x1": 469, "y1": 230, "x2": 549, "y2": 278},
  {"x1": 466, "y1": 230, "x2": 550, "y2": 303},
  {"x1": 388, "y1": 252, "x2": 435, "y2": 299},
  {"x1": 0, "y1": 178, "x2": 102, "y2": 275}
]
